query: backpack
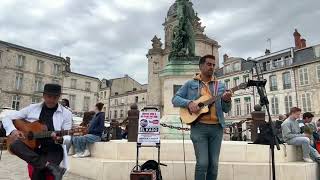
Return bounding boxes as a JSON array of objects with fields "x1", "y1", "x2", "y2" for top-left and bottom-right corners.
[{"x1": 253, "y1": 122, "x2": 283, "y2": 145}]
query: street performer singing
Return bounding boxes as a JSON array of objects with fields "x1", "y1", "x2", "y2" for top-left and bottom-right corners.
[
  {"x1": 2, "y1": 84, "x2": 72, "y2": 180},
  {"x1": 172, "y1": 55, "x2": 232, "y2": 180}
]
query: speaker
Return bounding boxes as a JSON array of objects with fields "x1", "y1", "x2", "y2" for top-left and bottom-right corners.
[{"x1": 130, "y1": 171, "x2": 156, "y2": 180}]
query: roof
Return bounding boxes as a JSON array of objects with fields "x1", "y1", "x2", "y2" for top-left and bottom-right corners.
[
  {"x1": 293, "y1": 47, "x2": 318, "y2": 66},
  {"x1": 215, "y1": 58, "x2": 254, "y2": 78},
  {"x1": 0, "y1": 40, "x2": 65, "y2": 62},
  {"x1": 110, "y1": 89, "x2": 147, "y2": 98},
  {"x1": 68, "y1": 72, "x2": 100, "y2": 81}
]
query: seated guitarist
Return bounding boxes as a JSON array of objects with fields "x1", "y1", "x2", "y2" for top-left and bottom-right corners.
[
  {"x1": 2, "y1": 84, "x2": 72, "y2": 180},
  {"x1": 172, "y1": 55, "x2": 232, "y2": 180}
]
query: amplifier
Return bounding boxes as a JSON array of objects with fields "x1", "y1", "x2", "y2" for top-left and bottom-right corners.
[{"x1": 130, "y1": 170, "x2": 156, "y2": 180}]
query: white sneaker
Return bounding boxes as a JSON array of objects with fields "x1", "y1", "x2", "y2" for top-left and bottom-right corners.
[
  {"x1": 303, "y1": 158, "x2": 313, "y2": 162},
  {"x1": 80, "y1": 149, "x2": 91, "y2": 157},
  {"x1": 72, "y1": 153, "x2": 83, "y2": 158}
]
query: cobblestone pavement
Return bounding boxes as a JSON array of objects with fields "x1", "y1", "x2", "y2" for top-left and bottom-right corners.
[{"x1": 0, "y1": 151, "x2": 93, "y2": 180}]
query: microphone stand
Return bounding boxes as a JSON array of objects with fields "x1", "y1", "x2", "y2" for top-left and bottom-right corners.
[{"x1": 248, "y1": 60, "x2": 280, "y2": 180}]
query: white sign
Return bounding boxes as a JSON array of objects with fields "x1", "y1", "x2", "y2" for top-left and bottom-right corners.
[{"x1": 137, "y1": 111, "x2": 160, "y2": 144}]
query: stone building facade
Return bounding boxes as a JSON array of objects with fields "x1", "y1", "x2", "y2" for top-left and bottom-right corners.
[
  {"x1": 98, "y1": 75, "x2": 147, "y2": 121},
  {"x1": 0, "y1": 40, "x2": 66, "y2": 110},
  {"x1": 62, "y1": 70, "x2": 100, "y2": 115}
]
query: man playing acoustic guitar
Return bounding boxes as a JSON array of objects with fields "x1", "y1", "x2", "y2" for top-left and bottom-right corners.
[
  {"x1": 2, "y1": 84, "x2": 72, "y2": 180},
  {"x1": 172, "y1": 55, "x2": 232, "y2": 180}
]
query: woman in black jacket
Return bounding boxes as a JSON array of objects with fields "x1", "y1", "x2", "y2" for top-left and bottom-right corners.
[{"x1": 72, "y1": 103, "x2": 105, "y2": 158}]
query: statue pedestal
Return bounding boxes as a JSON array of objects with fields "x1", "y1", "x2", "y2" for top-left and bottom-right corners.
[{"x1": 159, "y1": 56, "x2": 199, "y2": 139}]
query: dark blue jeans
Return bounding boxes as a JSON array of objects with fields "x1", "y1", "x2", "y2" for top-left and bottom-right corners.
[{"x1": 190, "y1": 122, "x2": 223, "y2": 180}]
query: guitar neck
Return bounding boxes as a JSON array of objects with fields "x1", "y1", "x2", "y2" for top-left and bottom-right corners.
[
  {"x1": 204, "y1": 85, "x2": 243, "y2": 105},
  {"x1": 33, "y1": 130, "x2": 73, "y2": 139}
]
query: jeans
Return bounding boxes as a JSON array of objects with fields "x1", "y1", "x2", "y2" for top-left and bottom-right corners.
[
  {"x1": 190, "y1": 122, "x2": 223, "y2": 180},
  {"x1": 72, "y1": 134, "x2": 101, "y2": 153},
  {"x1": 287, "y1": 136, "x2": 312, "y2": 159}
]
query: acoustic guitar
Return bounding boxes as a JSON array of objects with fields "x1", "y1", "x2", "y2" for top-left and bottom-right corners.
[
  {"x1": 7, "y1": 119, "x2": 86, "y2": 151},
  {"x1": 179, "y1": 82, "x2": 248, "y2": 124}
]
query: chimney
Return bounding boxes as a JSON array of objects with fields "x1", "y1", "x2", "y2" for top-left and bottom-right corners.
[
  {"x1": 65, "y1": 56, "x2": 71, "y2": 72},
  {"x1": 223, "y1": 54, "x2": 228, "y2": 62},
  {"x1": 301, "y1": 38, "x2": 306, "y2": 48},
  {"x1": 265, "y1": 49, "x2": 271, "y2": 55},
  {"x1": 293, "y1": 29, "x2": 302, "y2": 49}
]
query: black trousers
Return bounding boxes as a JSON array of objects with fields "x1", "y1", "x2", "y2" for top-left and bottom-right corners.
[{"x1": 9, "y1": 140, "x2": 63, "y2": 180}]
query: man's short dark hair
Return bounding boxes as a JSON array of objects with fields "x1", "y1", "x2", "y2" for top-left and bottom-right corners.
[
  {"x1": 303, "y1": 112, "x2": 314, "y2": 119},
  {"x1": 199, "y1": 55, "x2": 215, "y2": 66},
  {"x1": 96, "y1": 102, "x2": 104, "y2": 111},
  {"x1": 290, "y1": 107, "x2": 301, "y2": 114},
  {"x1": 62, "y1": 98, "x2": 70, "y2": 107}
]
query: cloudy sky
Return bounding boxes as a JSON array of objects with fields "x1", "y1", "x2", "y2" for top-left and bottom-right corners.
[{"x1": 0, "y1": 0, "x2": 319, "y2": 84}]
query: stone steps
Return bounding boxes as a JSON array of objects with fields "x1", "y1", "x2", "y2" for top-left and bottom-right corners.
[
  {"x1": 69, "y1": 157, "x2": 318, "y2": 180},
  {"x1": 67, "y1": 140, "x2": 318, "y2": 180},
  {"x1": 88, "y1": 140, "x2": 302, "y2": 163}
]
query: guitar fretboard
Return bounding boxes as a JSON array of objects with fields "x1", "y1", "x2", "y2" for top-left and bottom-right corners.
[
  {"x1": 202, "y1": 83, "x2": 246, "y2": 106},
  {"x1": 32, "y1": 130, "x2": 73, "y2": 139}
]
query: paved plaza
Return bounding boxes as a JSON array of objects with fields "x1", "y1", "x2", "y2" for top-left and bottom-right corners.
[{"x1": 0, "y1": 151, "x2": 92, "y2": 180}]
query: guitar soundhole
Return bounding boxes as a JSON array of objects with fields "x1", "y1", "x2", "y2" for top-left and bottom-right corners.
[
  {"x1": 27, "y1": 132, "x2": 34, "y2": 140},
  {"x1": 198, "y1": 103, "x2": 204, "y2": 108}
]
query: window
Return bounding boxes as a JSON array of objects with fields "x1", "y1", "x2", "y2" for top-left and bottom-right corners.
[
  {"x1": 85, "y1": 82, "x2": 91, "y2": 91},
  {"x1": 269, "y1": 75, "x2": 277, "y2": 91},
  {"x1": 133, "y1": 88, "x2": 137, "y2": 91},
  {"x1": 299, "y1": 68, "x2": 309, "y2": 86},
  {"x1": 284, "y1": 95, "x2": 293, "y2": 114},
  {"x1": 135, "y1": 96, "x2": 139, "y2": 103},
  {"x1": 282, "y1": 72, "x2": 291, "y2": 89},
  {"x1": 224, "y1": 80, "x2": 230, "y2": 89},
  {"x1": 35, "y1": 77, "x2": 43, "y2": 92},
  {"x1": 115, "y1": 92, "x2": 119, "y2": 95},
  {"x1": 315, "y1": 46, "x2": 320, "y2": 58},
  {"x1": 121, "y1": 98, "x2": 124, "y2": 104},
  {"x1": 104, "y1": 91, "x2": 107, "y2": 98},
  {"x1": 15, "y1": 73, "x2": 23, "y2": 91},
  {"x1": 271, "y1": 97, "x2": 279, "y2": 115},
  {"x1": 245, "y1": 97, "x2": 251, "y2": 115},
  {"x1": 301, "y1": 93, "x2": 312, "y2": 112},
  {"x1": 69, "y1": 95, "x2": 76, "y2": 110},
  {"x1": 120, "y1": 110, "x2": 124, "y2": 118},
  {"x1": 16, "y1": 55, "x2": 25, "y2": 68},
  {"x1": 53, "y1": 64, "x2": 61, "y2": 75},
  {"x1": 173, "y1": 85, "x2": 182, "y2": 95},
  {"x1": 115, "y1": 99, "x2": 118, "y2": 105},
  {"x1": 37, "y1": 60, "x2": 44, "y2": 73},
  {"x1": 114, "y1": 110, "x2": 117, "y2": 119},
  {"x1": 71, "y1": 79, "x2": 77, "y2": 89},
  {"x1": 233, "y1": 77, "x2": 239, "y2": 87},
  {"x1": 11, "y1": 95, "x2": 20, "y2": 110},
  {"x1": 83, "y1": 96, "x2": 90, "y2": 111},
  {"x1": 31, "y1": 96, "x2": 41, "y2": 104},
  {"x1": 109, "y1": 111, "x2": 112, "y2": 119},
  {"x1": 234, "y1": 63, "x2": 241, "y2": 71},
  {"x1": 243, "y1": 75, "x2": 249, "y2": 83},
  {"x1": 317, "y1": 65, "x2": 320, "y2": 82},
  {"x1": 224, "y1": 65, "x2": 232, "y2": 74},
  {"x1": 234, "y1": 98, "x2": 241, "y2": 116}
]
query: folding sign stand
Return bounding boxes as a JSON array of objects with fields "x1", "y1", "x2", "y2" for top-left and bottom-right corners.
[{"x1": 131, "y1": 107, "x2": 163, "y2": 180}]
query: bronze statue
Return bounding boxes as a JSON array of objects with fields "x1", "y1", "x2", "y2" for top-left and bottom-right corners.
[{"x1": 170, "y1": 0, "x2": 196, "y2": 59}]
